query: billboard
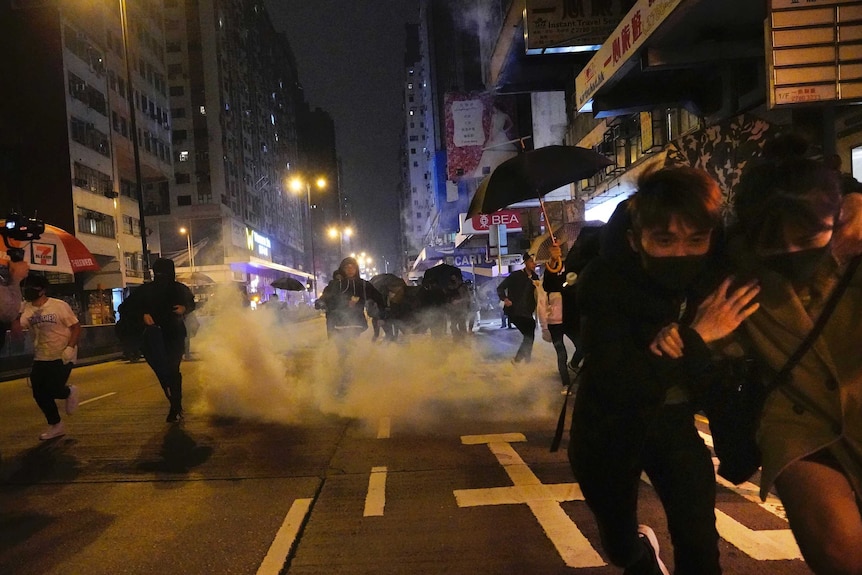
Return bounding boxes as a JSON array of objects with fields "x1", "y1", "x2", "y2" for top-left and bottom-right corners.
[
  {"x1": 524, "y1": 0, "x2": 632, "y2": 54},
  {"x1": 444, "y1": 93, "x2": 519, "y2": 181}
]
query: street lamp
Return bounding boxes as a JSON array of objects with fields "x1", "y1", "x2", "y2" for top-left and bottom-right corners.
[
  {"x1": 289, "y1": 176, "x2": 327, "y2": 293},
  {"x1": 179, "y1": 225, "x2": 194, "y2": 273},
  {"x1": 327, "y1": 225, "x2": 353, "y2": 256},
  {"x1": 118, "y1": 0, "x2": 149, "y2": 281}
]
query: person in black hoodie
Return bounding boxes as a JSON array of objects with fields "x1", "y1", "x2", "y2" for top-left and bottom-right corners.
[
  {"x1": 320, "y1": 257, "x2": 385, "y2": 340},
  {"x1": 118, "y1": 258, "x2": 195, "y2": 422},
  {"x1": 568, "y1": 167, "x2": 760, "y2": 575},
  {"x1": 497, "y1": 252, "x2": 539, "y2": 363}
]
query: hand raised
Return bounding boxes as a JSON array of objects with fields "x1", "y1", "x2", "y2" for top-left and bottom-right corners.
[{"x1": 691, "y1": 277, "x2": 760, "y2": 343}]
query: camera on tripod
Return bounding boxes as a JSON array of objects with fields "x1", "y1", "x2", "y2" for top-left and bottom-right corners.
[{"x1": 1, "y1": 213, "x2": 45, "y2": 262}]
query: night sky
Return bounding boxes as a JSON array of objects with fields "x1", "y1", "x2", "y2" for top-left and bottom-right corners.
[{"x1": 265, "y1": 0, "x2": 420, "y2": 273}]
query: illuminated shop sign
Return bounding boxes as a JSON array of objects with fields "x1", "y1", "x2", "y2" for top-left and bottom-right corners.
[{"x1": 246, "y1": 228, "x2": 272, "y2": 258}]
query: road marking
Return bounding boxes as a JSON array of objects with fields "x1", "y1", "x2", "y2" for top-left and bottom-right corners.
[
  {"x1": 79, "y1": 392, "x2": 117, "y2": 406},
  {"x1": 715, "y1": 509, "x2": 802, "y2": 560},
  {"x1": 454, "y1": 433, "x2": 605, "y2": 568},
  {"x1": 377, "y1": 417, "x2": 391, "y2": 439},
  {"x1": 364, "y1": 466, "x2": 388, "y2": 517},
  {"x1": 256, "y1": 498, "x2": 313, "y2": 575}
]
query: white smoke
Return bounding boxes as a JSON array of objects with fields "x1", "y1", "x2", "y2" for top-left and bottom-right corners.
[{"x1": 190, "y1": 285, "x2": 564, "y2": 432}]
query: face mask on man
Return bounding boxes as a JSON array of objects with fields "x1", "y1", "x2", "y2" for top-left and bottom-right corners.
[
  {"x1": 640, "y1": 253, "x2": 708, "y2": 292},
  {"x1": 22, "y1": 286, "x2": 44, "y2": 302},
  {"x1": 760, "y1": 245, "x2": 829, "y2": 284}
]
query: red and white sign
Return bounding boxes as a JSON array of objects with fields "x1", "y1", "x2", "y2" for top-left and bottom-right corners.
[{"x1": 461, "y1": 210, "x2": 523, "y2": 234}]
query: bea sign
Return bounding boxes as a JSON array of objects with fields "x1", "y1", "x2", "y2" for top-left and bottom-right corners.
[{"x1": 470, "y1": 210, "x2": 522, "y2": 231}]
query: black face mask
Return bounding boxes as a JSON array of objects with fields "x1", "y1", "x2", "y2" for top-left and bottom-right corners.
[
  {"x1": 760, "y1": 245, "x2": 829, "y2": 284},
  {"x1": 22, "y1": 287, "x2": 43, "y2": 302},
  {"x1": 640, "y1": 254, "x2": 708, "y2": 292}
]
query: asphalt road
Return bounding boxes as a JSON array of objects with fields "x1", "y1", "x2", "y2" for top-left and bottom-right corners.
[{"x1": 0, "y1": 311, "x2": 811, "y2": 574}]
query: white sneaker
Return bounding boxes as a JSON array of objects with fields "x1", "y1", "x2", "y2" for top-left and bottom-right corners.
[
  {"x1": 39, "y1": 421, "x2": 66, "y2": 441},
  {"x1": 636, "y1": 525, "x2": 670, "y2": 575},
  {"x1": 65, "y1": 385, "x2": 80, "y2": 415}
]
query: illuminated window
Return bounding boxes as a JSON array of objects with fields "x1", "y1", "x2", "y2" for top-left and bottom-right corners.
[
  {"x1": 199, "y1": 105, "x2": 206, "y2": 115},
  {"x1": 179, "y1": 150, "x2": 189, "y2": 162}
]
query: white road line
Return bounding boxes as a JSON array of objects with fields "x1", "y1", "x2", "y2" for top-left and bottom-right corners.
[
  {"x1": 377, "y1": 417, "x2": 391, "y2": 439},
  {"x1": 79, "y1": 392, "x2": 117, "y2": 406},
  {"x1": 256, "y1": 498, "x2": 313, "y2": 575},
  {"x1": 364, "y1": 466, "x2": 388, "y2": 517},
  {"x1": 454, "y1": 434, "x2": 605, "y2": 568}
]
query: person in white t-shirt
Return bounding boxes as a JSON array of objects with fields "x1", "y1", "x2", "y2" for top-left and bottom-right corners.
[{"x1": 12, "y1": 274, "x2": 81, "y2": 440}]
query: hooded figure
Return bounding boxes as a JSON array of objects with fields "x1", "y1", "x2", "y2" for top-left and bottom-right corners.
[
  {"x1": 118, "y1": 258, "x2": 195, "y2": 422},
  {"x1": 320, "y1": 257, "x2": 385, "y2": 337}
]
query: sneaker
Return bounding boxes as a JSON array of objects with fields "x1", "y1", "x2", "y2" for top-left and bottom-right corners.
[
  {"x1": 635, "y1": 525, "x2": 670, "y2": 575},
  {"x1": 166, "y1": 409, "x2": 184, "y2": 423},
  {"x1": 65, "y1": 385, "x2": 80, "y2": 415},
  {"x1": 39, "y1": 421, "x2": 66, "y2": 441}
]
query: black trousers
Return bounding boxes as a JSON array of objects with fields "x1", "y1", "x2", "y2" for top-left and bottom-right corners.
[
  {"x1": 547, "y1": 323, "x2": 583, "y2": 386},
  {"x1": 509, "y1": 315, "x2": 536, "y2": 362},
  {"x1": 142, "y1": 326, "x2": 185, "y2": 413},
  {"x1": 569, "y1": 403, "x2": 720, "y2": 574},
  {"x1": 30, "y1": 360, "x2": 73, "y2": 425}
]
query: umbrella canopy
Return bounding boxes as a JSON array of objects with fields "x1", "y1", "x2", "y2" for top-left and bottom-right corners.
[
  {"x1": 1, "y1": 223, "x2": 100, "y2": 274},
  {"x1": 176, "y1": 271, "x2": 215, "y2": 286},
  {"x1": 369, "y1": 273, "x2": 406, "y2": 294},
  {"x1": 422, "y1": 263, "x2": 463, "y2": 289},
  {"x1": 271, "y1": 276, "x2": 306, "y2": 291},
  {"x1": 467, "y1": 145, "x2": 613, "y2": 217}
]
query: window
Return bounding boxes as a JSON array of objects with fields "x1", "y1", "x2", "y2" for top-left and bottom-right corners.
[
  {"x1": 171, "y1": 107, "x2": 186, "y2": 118},
  {"x1": 177, "y1": 195, "x2": 192, "y2": 206},
  {"x1": 122, "y1": 215, "x2": 141, "y2": 236},
  {"x1": 77, "y1": 207, "x2": 115, "y2": 238},
  {"x1": 169, "y1": 85, "x2": 184, "y2": 96},
  {"x1": 179, "y1": 150, "x2": 189, "y2": 162},
  {"x1": 175, "y1": 173, "x2": 191, "y2": 184}
]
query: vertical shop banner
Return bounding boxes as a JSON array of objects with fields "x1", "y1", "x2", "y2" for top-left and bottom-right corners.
[{"x1": 445, "y1": 93, "x2": 519, "y2": 181}]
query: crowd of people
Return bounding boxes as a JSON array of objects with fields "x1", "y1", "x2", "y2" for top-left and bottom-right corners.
[{"x1": 4, "y1": 133, "x2": 862, "y2": 574}]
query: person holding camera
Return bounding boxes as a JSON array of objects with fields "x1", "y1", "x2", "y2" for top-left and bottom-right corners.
[
  {"x1": 12, "y1": 273, "x2": 81, "y2": 440},
  {"x1": 0, "y1": 260, "x2": 29, "y2": 350}
]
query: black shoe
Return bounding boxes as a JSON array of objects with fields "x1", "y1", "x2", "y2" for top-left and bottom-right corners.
[{"x1": 166, "y1": 409, "x2": 184, "y2": 423}]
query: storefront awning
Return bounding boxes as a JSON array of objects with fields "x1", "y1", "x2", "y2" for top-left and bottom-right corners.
[{"x1": 228, "y1": 257, "x2": 313, "y2": 279}]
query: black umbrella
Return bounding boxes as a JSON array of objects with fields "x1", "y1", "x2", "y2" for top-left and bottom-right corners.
[
  {"x1": 422, "y1": 263, "x2": 462, "y2": 289},
  {"x1": 466, "y1": 145, "x2": 613, "y2": 242},
  {"x1": 271, "y1": 276, "x2": 306, "y2": 291},
  {"x1": 369, "y1": 273, "x2": 406, "y2": 294}
]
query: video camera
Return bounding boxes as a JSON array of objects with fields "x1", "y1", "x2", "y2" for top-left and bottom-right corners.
[{"x1": 1, "y1": 213, "x2": 45, "y2": 262}]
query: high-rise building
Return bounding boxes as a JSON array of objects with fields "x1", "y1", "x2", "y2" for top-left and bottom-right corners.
[
  {"x1": 2, "y1": 0, "x2": 174, "y2": 322},
  {"x1": 156, "y1": 0, "x2": 311, "y2": 301}
]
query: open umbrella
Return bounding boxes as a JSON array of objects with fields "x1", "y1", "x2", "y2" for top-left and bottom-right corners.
[
  {"x1": 467, "y1": 145, "x2": 613, "y2": 242},
  {"x1": 1, "y1": 223, "x2": 100, "y2": 274},
  {"x1": 271, "y1": 276, "x2": 306, "y2": 291},
  {"x1": 422, "y1": 263, "x2": 462, "y2": 289},
  {"x1": 369, "y1": 273, "x2": 406, "y2": 294},
  {"x1": 176, "y1": 271, "x2": 215, "y2": 286}
]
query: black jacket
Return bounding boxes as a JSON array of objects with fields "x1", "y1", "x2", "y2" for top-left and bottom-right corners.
[
  {"x1": 119, "y1": 279, "x2": 195, "y2": 342},
  {"x1": 497, "y1": 268, "x2": 537, "y2": 318},
  {"x1": 321, "y1": 277, "x2": 385, "y2": 330},
  {"x1": 569, "y1": 201, "x2": 721, "y2": 461}
]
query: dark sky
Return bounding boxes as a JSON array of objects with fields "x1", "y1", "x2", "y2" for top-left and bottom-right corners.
[{"x1": 265, "y1": 0, "x2": 419, "y2": 273}]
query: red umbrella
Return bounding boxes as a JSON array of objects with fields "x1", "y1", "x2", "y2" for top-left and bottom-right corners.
[{"x1": 1, "y1": 224, "x2": 100, "y2": 274}]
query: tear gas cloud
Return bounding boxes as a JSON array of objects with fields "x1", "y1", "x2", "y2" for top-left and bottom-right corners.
[{"x1": 191, "y1": 286, "x2": 562, "y2": 432}]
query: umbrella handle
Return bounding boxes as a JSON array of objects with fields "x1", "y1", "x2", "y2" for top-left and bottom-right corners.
[{"x1": 538, "y1": 195, "x2": 556, "y2": 245}]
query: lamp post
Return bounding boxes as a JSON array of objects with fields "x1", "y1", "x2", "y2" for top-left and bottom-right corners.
[
  {"x1": 118, "y1": 0, "x2": 149, "y2": 281},
  {"x1": 179, "y1": 225, "x2": 194, "y2": 273},
  {"x1": 327, "y1": 225, "x2": 353, "y2": 257},
  {"x1": 290, "y1": 176, "x2": 327, "y2": 294}
]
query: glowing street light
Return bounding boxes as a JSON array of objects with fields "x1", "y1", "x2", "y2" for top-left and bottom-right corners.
[
  {"x1": 179, "y1": 225, "x2": 194, "y2": 273},
  {"x1": 327, "y1": 225, "x2": 353, "y2": 256},
  {"x1": 289, "y1": 175, "x2": 327, "y2": 293}
]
